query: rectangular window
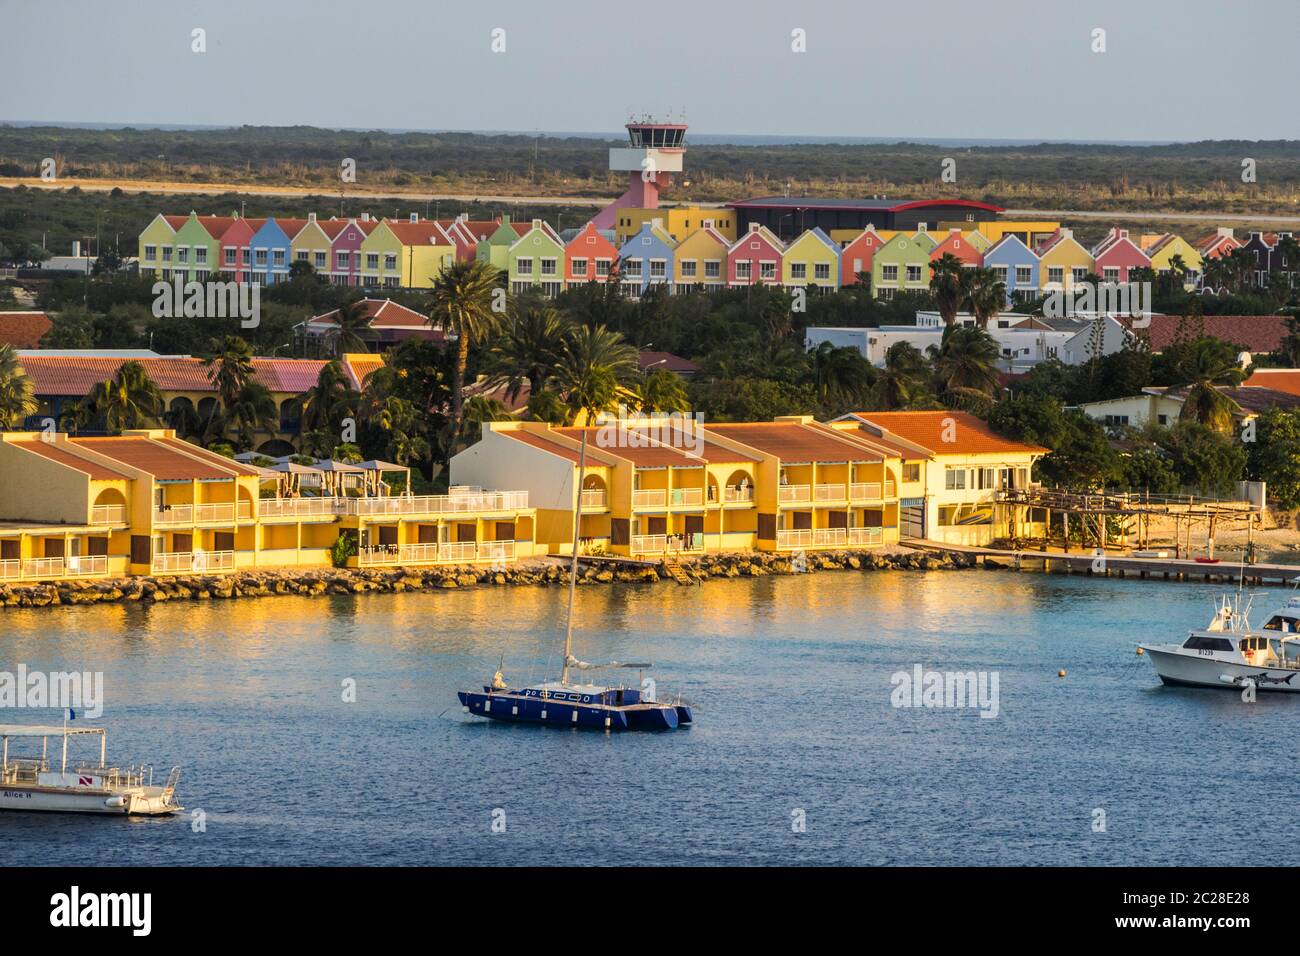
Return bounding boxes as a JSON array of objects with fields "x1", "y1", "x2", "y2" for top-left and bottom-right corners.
[
  {"x1": 1047, "y1": 266, "x2": 1064, "y2": 284},
  {"x1": 736, "y1": 261, "x2": 752, "y2": 280},
  {"x1": 991, "y1": 265, "x2": 1008, "y2": 282},
  {"x1": 705, "y1": 260, "x2": 721, "y2": 278},
  {"x1": 882, "y1": 264, "x2": 898, "y2": 282},
  {"x1": 1015, "y1": 265, "x2": 1032, "y2": 285},
  {"x1": 384, "y1": 254, "x2": 397, "y2": 270},
  {"x1": 649, "y1": 259, "x2": 666, "y2": 278},
  {"x1": 161, "y1": 246, "x2": 172, "y2": 262},
  {"x1": 1072, "y1": 267, "x2": 1088, "y2": 283},
  {"x1": 814, "y1": 263, "x2": 830, "y2": 280},
  {"x1": 680, "y1": 259, "x2": 697, "y2": 277},
  {"x1": 195, "y1": 247, "x2": 207, "y2": 264},
  {"x1": 144, "y1": 244, "x2": 157, "y2": 261},
  {"x1": 296, "y1": 250, "x2": 308, "y2": 261},
  {"x1": 272, "y1": 249, "x2": 285, "y2": 267},
  {"x1": 366, "y1": 253, "x2": 379, "y2": 270},
  {"x1": 902, "y1": 463, "x2": 920, "y2": 482},
  {"x1": 540, "y1": 258, "x2": 557, "y2": 276},
  {"x1": 255, "y1": 249, "x2": 268, "y2": 266},
  {"x1": 314, "y1": 251, "x2": 326, "y2": 269},
  {"x1": 1103, "y1": 267, "x2": 1120, "y2": 282},
  {"x1": 791, "y1": 262, "x2": 807, "y2": 279},
  {"x1": 624, "y1": 259, "x2": 642, "y2": 277},
  {"x1": 176, "y1": 247, "x2": 189, "y2": 263},
  {"x1": 223, "y1": 248, "x2": 236, "y2": 265},
  {"x1": 336, "y1": 252, "x2": 350, "y2": 270},
  {"x1": 906, "y1": 265, "x2": 922, "y2": 282},
  {"x1": 595, "y1": 258, "x2": 611, "y2": 276},
  {"x1": 945, "y1": 468, "x2": 967, "y2": 491},
  {"x1": 760, "y1": 261, "x2": 776, "y2": 280},
  {"x1": 517, "y1": 257, "x2": 533, "y2": 276},
  {"x1": 571, "y1": 257, "x2": 588, "y2": 275}
]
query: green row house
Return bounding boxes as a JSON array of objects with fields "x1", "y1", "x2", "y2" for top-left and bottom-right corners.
[{"x1": 872, "y1": 231, "x2": 937, "y2": 300}]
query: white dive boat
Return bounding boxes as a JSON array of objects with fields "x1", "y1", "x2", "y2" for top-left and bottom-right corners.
[
  {"x1": 0, "y1": 724, "x2": 182, "y2": 815},
  {"x1": 1140, "y1": 594, "x2": 1300, "y2": 693}
]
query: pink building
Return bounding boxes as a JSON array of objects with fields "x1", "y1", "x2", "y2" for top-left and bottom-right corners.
[
  {"x1": 1092, "y1": 228, "x2": 1151, "y2": 284},
  {"x1": 321, "y1": 217, "x2": 378, "y2": 286},
  {"x1": 726, "y1": 223, "x2": 784, "y2": 286}
]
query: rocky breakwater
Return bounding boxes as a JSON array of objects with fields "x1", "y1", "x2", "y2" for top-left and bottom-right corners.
[{"x1": 0, "y1": 548, "x2": 980, "y2": 610}]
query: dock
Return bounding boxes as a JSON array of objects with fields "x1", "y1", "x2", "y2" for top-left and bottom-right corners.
[{"x1": 908, "y1": 540, "x2": 1300, "y2": 587}]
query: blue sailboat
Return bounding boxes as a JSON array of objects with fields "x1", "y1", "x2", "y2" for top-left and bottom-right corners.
[{"x1": 458, "y1": 426, "x2": 694, "y2": 732}]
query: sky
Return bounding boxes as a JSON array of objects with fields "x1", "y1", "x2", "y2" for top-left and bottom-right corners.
[{"x1": 3, "y1": 0, "x2": 1298, "y2": 142}]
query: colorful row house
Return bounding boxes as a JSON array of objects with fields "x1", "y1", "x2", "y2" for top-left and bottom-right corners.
[
  {"x1": 0, "y1": 429, "x2": 539, "y2": 585},
  {"x1": 872, "y1": 231, "x2": 936, "y2": 300}
]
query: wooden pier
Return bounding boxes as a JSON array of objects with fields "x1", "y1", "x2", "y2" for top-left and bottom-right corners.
[{"x1": 908, "y1": 540, "x2": 1300, "y2": 587}]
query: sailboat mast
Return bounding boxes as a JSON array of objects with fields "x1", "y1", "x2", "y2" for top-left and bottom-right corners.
[{"x1": 561, "y1": 426, "x2": 589, "y2": 685}]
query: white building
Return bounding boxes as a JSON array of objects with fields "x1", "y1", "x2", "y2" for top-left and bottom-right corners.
[{"x1": 806, "y1": 312, "x2": 1133, "y2": 373}]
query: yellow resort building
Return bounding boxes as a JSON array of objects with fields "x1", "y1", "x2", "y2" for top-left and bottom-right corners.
[
  {"x1": 832, "y1": 411, "x2": 1047, "y2": 546},
  {"x1": 0, "y1": 430, "x2": 538, "y2": 584}
]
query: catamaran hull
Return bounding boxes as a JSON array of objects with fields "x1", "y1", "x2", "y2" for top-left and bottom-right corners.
[
  {"x1": 458, "y1": 691, "x2": 686, "y2": 731},
  {"x1": 1143, "y1": 647, "x2": 1300, "y2": 693},
  {"x1": 0, "y1": 786, "x2": 182, "y2": 815}
]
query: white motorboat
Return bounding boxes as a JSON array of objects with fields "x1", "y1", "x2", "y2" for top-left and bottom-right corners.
[
  {"x1": 0, "y1": 723, "x2": 182, "y2": 815},
  {"x1": 1140, "y1": 594, "x2": 1300, "y2": 693}
]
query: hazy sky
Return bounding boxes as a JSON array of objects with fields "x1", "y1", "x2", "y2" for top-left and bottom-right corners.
[{"x1": 4, "y1": 0, "x2": 1297, "y2": 141}]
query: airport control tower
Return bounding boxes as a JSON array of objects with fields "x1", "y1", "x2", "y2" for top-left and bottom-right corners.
[{"x1": 592, "y1": 116, "x2": 687, "y2": 230}]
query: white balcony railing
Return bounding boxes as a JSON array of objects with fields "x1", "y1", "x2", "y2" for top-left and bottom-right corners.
[
  {"x1": 885, "y1": 480, "x2": 897, "y2": 498},
  {"x1": 258, "y1": 497, "x2": 342, "y2": 519},
  {"x1": 632, "y1": 489, "x2": 666, "y2": 509},
  {"x1": 345, "y1": 491, "x2": 528, "y2": 517},
  {"x1": 91, "y1": 504, "x2": 126, "y2": 525},
  {"x1": 629, "y1": 534, "x2": 703, "y2": 554},
  {"x1": 357, "y1": 540, "x2": 518, "y2": 565},
  {"x1": 849, "y1": 482, "x2": 881, "y2": 501},
  {"x1": 0, "y1": 559, "x2": 20, "y2": 580},
  {"x1": 152, "y1": 550, "x2": 235, "y2": 574},
  {"x1": 778, "y1": 484, "x2": 811, "y2": 504},
  {"x1": 154, "y1": 503, "x2": 237, "y2": 525},
  {"x1": 669, "y1": 487, "x2": 704, "y2": 507},
  {"x1": 15, "y1": 555, "x2": 108, "y2": 579},
  {"x1": 814, "y1": 483, "x2": 847, "y2": 501},
  {"x1": 776, "y1": 528, "x2": 854, "y2": 549},
  {"x1": 723, "y1": 484, "x2": 754, "y2": 503},
  {"x1": 848, "y1": 527, "x2": 884, "y2": 546},
  {"x1": 580, "y1": 489, "x2": 608, "y2": 509}
]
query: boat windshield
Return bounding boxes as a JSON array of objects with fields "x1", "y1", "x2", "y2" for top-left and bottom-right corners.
[
  {"x1": 1262, "y1": 615, "x2": 1300, "y2": 632},
  {"x1": 1183, "y1": 634, "x2": 1234, "y2": 652}
]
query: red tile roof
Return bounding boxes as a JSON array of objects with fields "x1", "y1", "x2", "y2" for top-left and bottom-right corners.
[
  {"x1": 638, "y1": 351, "x2": 699, "y2": 375},
  {"x1": 9, "y1": 441, "x2": 131, "y2": 480},
  {"x1": 1130, "y1": 314, "x2": 1290, "y2": 353},
  {"x1": 310, "y1": 299, "x2": 431, "y2": 330},
  {"x1": 556, "y1": 426, "x2": 707, "y2": 467},
  {"x1": 69, "y1": 437, "x2": 236, "y2": 480},
  {"x1": 0, "y1": 312, "x2": 52, "y2": 349},
  {"x1": 705, "y1": 421, "x2": 883, "y2": 462},
  {"x1": 851, "y1": 411, "x2": 1047, "y2": 455},
  {"x1": 14, "y1": 354, "x2": 326, "y2": 396},
  {"x1": 500, "y1": 429, "x2": 621, "y2": 466}
]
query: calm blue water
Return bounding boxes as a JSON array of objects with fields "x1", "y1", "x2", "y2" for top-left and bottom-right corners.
[{"x1": 0, "y1": 571, "x2": 1294, "y2": 866}]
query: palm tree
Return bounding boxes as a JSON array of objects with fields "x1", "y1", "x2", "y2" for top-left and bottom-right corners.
[
  {"x1": 929, "y1": 253, "x2": 966, "y2": 327},
  {"x1": 82, "y1": 361, "x2": 164, "y2": 432},
  {"x1": 329, "y1": 298, "x2": 373, "y2": 355},
  {"x1": 204, "y1": 335, "x2": 256, "y2": 435},
  {"x1": 0, "y1": 344, "x2": 37, "y2": 429},
  {"x1": 428, "y1": 259, "x2": 506, "y2": 462},
  {"x1": 870, "y1": 342, "x2": 931, "y2": 410},
  {"x1": 1175, "y1": 339, "x2": 1245, "y2": 432},
  {"x1": 931, "y1": 325, "x2": 1001, "y2": 407},
  {"x1": 552, "y1": 324, "x2": 639, "y2": 424},
  {"x1": 458, "y1": 395, "x2": 514, "y2": 448},
  {"x1": 807, "y1": 341, "x2": 876, "y2": 408},
  {"x1": 636, "y1": 368, "x2": 690, "y2": 413},
  {"x1": 221, "y1": 381, "x2": 279, "y2": 451},
  {"x1": 964, "y1": 267, "x2": 1006, "y2": 329},
  {"x1": 486, "y1": 300, "x2": 569, "y2": 404},
  {"x1": 299, "y1": 360, "x2": 359, "y2": 436}
]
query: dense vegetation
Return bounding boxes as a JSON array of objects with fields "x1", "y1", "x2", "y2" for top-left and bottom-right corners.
[{"x1": 3, "y1": 124, "x2": 1300, "y2": 215}]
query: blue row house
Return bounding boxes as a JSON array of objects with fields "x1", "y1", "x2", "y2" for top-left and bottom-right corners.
[
  {"x1": 247, "y1": 217, "x2": 299, "y2": 286},
  {"x1": 618, "y1": 220, "x2": 676, "y2": 299},
  {"x1": 983, "y1": 234, "x2": 1041, "y2": 305}
]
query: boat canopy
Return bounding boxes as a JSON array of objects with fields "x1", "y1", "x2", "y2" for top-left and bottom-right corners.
[{"x1": 0, "y1": 724, "x2": 104, "y2": 737}]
